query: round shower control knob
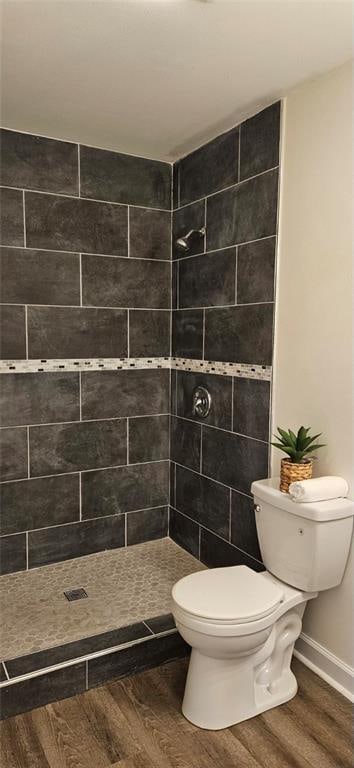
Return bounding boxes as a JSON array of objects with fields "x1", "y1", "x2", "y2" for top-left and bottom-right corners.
[{"x1": 192, "y1": 386, "x2": 212, "y2": 418}]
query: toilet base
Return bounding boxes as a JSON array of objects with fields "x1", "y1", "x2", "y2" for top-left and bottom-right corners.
[{"x1": 181, "y1": 610, "x2": 303, "y2": 730}]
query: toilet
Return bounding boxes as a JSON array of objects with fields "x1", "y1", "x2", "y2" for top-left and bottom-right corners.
[{"x1": 171, "y1": 477, "x2": 354, "y2": 730}]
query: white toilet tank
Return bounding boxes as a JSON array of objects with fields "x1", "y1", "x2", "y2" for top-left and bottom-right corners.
[{"x1": 251, "y1": 478, "x2": 354, "y2": 592}]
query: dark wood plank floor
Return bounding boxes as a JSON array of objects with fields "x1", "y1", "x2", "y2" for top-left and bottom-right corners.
[{"x1": 0, "y1": 658, "x2": 352, "y2": 768}]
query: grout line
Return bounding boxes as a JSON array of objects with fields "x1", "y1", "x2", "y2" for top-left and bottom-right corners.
[
  {"x1": 22, "y1": 190, "x2": 26, "y2": 247},
  {"x1": 79, "y1": 254, "x2": 83, "y2": 305},
  {"x1": 204, "y1": 196, "x2": 207, "y2": 251},
  {"x1": 127, "y1": 309, "x2": 130, "y2": 357},
  {"x1": 1, "y1": 235, "x2": 275, "y2": 263},
  {"x1": 24, "y1": 305, "x2": 28, "y2": 359},
  {"x1": 0, "y1": 302, "x2": 172, "y2": 311},
  {"x1": 0, "y1": 459, "x2": 169, "y2": 488},
  {"x1": 238, "y1": 124, "x2": 241, "y2": 182},
  {"x1": 0, "y1": 243, "x2": 173, "y2": 264},
  {"x1": 0, "y1": 413, "x2": 170, "y2": 434},
  {"x1": 78, "y1": 145, "x2": 81, "y2": 197},
  {"x1": 172, "y1": 165, "x2": 279, "y2": 212},
  {"x1": 173, "y1": 504, "x2": 263, "y2": 567},
  {"x1": 2, "y1": 184, "x2": 170, "y2": 213},
  {"x1": 234, "y1": 245, "x2": 238, "y2": 305},
  {"x1": 79, "y1": 371, "x2": 82, "y2": 420},
  {"x1": 127, "y1": 206, "x2": 130, "y2": 257},
  {"x1": 26, "y1": 426, "x2": 30, "y2": 478},
  {"x1": 202, "y1": 309, "x2": 205, "y2": 359},
  {"x1": 172, "y1": 413, "x2": 269, "y2": 443},
  {"x1": 231, "y1": 376, "x2": 234, "y2": 432},
  {"x1": 199, "y1": 425, "x2": 203, "y2": 474},
  {"x1": 0, "y1": 504, "x2": 171, "y2": 539},
  {"x1": 2, "y1": 662, "x2": 10, "y2": 681},
  {"x1": 127, "y1": 418, "x2": 130, "y2": 465},
  {"x1": 79, "y1": 472, "x2": 82, "y2": 521},
  {"x1": 174, "y1": 458, "x2": 255, "y2": 496}
]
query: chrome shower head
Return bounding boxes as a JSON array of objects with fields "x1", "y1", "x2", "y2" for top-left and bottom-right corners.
[{"x1": 175, "y1": 226, "x2": 206, "y2": 251}]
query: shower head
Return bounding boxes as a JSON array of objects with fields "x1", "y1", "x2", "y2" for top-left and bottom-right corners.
[{"x1": 175, "y1": 226, "x2": 206, "y2": 252}]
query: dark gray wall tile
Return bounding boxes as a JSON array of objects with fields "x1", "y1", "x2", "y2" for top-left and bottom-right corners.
[
  {"x1": 206, "y1": 169, "x2": 278, "y2": 250},
  {"x1": 27, "y1": 306, "x2": 127, "y2": 359},
  {"x1": 205, "y1": 304, "x2": 274, "y2": 365},
  {"x1": 0, "y1": 427, "x2": 28, "y2": 481},
  {"x1": 0, "y1": 130, "x2": 78, "y2": 195},
  {"x1": 127, "y1": 506, "x2": 168, "y2": 545},
  {"x1": 129, "y1": 208, "x2": 171, "y2": 260},
  {"x1": 169, "y1": 507, "x2": 199, "y2": 559},
  {"x1": 0, "y1": 665, "x2": 6, "y2": 683},
  {"x1": 231, "y1": 491, "x2": 262, "y2": 561},
  {"x1": 0, "y1": 532, "x2": 26, "y2": 575},
  {"x1": 240, "y1": 102, "x2": 281, "y2": 181},
  {"x1": 237, "y1": 238, "x2": 276, "y2": 304},
  {"x1": 172, "y1": 200, "x2": 205, "y2": 259},
  {"x1": 6, "y1": 622, "x2": 151, "y2": 677},
  {"x1": 129, "y1": 415, "x2": 169, "y2": 463},
  {"x1": 175, "y1": 464, "x2": 229, "y2": 538},
  {"x1": 81, "y1": 369, "x2": 169, "y2": 420},
  {"x1": 179, "y1": 248, "x2": 236, "y2": 309},
  {"x1": 176, "y1": 371, "x2": 232, "y2": 430},
  {"x1": 80, "y1": 146, "x2": 171, "y2": 209},
  {"x1": 0, "y1": 663, "x2": 86, "y2": 720},
  {"x1": 0, "y1": 305, "x2": 26, "y2": 359},
  {"x1": 29, "y1": 419, "x2": 127, "y2": 476},
  {"x1": 28, "y1": 514, "x2": 125, "y2": 568},
  {"x1": 0, "y1": 187, "x2": 24, "y2": 246},
  {"x1": 81, "y1": 253, "x2": 170, "y2": 309},
  {"x1": 145, "y1": 614, "x2": 176, "y2": 634},
  {"x1": 82, "y1": 461, "x2": 169, "y2": 518},
  {"x1": 0, "y1": 372, "x2": 79, "y2": 428},
  {"x1": 200, "y1": 528, "x2": 264, "y2": 571},
  {"x1": 202, "y1": 426, "x2": 269, "y2": 495},
  {"x1": 170, "y1": 416, "x2": 201, "y2": 472},
  {"x1": 172, "y1": 161, "x2": 179, "y2": 209},
  {"x1": 233, "y1": 378, "x2": 270, "y2": 441},
  {"x1": 172, "y1": 262, "x2": 178, "y2": 309},
  {"x1": 129, "y1": 310, "x2": 170, "y2": 357},
  {"x1": 0, "y1": 246, "x2": 80, "y2": 305},
  {"x1": 25, "y1": 192, "x2": 128, "y2": 256},
  {"x1": 170, "y1": 461, "x2": 176, "y2": 507},
  {"x1": 0, "y1": 474, "x2": 80, "y2": 535},
  {"x1": 172, "y1": 309, "x2": 203, "y2": 359},
  {"x1": 88, "y1": 632, "x2": 188, "y2": 689},
  {"x1": 179, "y1": 128, "x2": 239, "y2": 205}
]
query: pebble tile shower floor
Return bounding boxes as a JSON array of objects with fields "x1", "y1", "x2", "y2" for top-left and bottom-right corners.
[{"x1": 0, "y1": 539, "x2": 203, "y2": 660}]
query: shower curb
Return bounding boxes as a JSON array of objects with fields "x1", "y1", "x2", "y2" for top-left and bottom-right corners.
[{"x1": 0, "y1": 614, "x2": 188, "y2": 720}]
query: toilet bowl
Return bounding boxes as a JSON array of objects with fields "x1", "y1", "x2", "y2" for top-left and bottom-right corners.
[
  {"x1": 172, "y1": 565, "x2": 315, "y2": 729},
  {"x1": 171, "y1": 478, "x2": 354, "y2": 730}
]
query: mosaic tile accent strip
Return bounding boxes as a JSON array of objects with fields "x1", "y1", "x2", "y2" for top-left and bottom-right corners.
[{"x1": 0, "y1": 356, "x2": 272, "y2": 380}]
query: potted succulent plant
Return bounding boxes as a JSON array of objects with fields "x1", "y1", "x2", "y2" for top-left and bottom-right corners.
[{"x1": 272, "y1": 426, "x2": 326, "y2": 493}]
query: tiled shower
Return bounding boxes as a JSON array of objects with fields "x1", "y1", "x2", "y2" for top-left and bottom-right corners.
[{"x1": 0, "y1": 101, "x2": 281, "y2": 716}]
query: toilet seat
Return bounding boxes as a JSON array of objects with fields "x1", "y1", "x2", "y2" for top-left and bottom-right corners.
[{"x1": 172, "y1": 565, "x2": 284, "y2": 626}]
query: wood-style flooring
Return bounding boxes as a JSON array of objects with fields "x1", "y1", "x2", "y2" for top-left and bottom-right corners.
[{"x1": 0, "y1": 658, "x2": 352, "y2": 768}]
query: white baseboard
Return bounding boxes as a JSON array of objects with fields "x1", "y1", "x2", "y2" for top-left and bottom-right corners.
[{"x1": 294, "y1": 632, "x2": 354, "y2": 702}]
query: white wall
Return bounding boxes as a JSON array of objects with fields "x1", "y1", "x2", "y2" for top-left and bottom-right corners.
[{"x1": 272, "y1": 61, "x2": 353, "y2": 670}]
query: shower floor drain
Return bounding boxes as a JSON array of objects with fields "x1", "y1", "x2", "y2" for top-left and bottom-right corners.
[{"x1": 64, "y1": 588, "x2": 88, "y2": 602}]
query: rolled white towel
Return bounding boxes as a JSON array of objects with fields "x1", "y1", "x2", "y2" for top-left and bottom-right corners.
[{"x1": 289, "y1": 476, "x2": 349, "y2": 503}]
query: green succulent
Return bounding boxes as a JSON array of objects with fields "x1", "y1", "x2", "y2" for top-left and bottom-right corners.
[{"x1": 272, "y1": 426, "x2": 326, "y2": 464}]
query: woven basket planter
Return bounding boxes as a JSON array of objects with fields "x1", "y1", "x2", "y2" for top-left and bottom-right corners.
[{"x1": 280, "y1": 458, "x2": 313, "y2": 493}]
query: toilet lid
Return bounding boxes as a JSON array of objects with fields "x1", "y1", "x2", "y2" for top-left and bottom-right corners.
[{"x1": 172, "y1": 566, "x2": 284, "y2": 623}]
